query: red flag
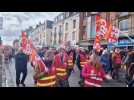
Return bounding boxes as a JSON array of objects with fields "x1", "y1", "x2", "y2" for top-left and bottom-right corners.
[
  {"x1": 93, "y1": 34, "x2": 101, "y2": 50},
  {"x1": 21, "y1": 32, "x2": 47, "y2": 73},
  {"x1": 96, "y1": 15, "x2": 108, "y2": 38},
  {"x1": 21, "y1": 32, "x2": 28, "y2": 51},
  {"x1": 94, "y1": 15, "x2": 120, "y2": 50}
]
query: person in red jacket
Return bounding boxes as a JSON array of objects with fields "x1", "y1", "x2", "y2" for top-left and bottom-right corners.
[
  {"x1": 82, "y1": 52, "x2": 112, "y2": 87},
  {"x1": 66, "y1": 47, "x2": 76, "y2": 79},
  {"x1": 77, "y1": 48, "x2": 87, "y2": 86},
  {"x1": 54, "y1": 47, "x2": 69, "y2": 87},
  {"x1": 112, "y1": 48, "x2": 122, "y2": 80},
  {"x1": 35, "y1": 50, "x2": 57, "y2": 87}
]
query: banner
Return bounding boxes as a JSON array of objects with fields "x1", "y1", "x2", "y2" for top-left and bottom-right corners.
[
  {"x1": 21, "y1": 32, "x2": 28, "y2": 51},
  {"x1": 30, "y1": 49, "x2": 47, "y2": 72},
  {"x1": 21, "y1": 32, "x2": 47, "y2": 73},
  {"x1": 93, "y1": 15, "x2": 120, "y2": 50}
]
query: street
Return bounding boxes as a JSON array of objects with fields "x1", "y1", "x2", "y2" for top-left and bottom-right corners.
[
  {"x1": 3, "y1": 58, "x2": 127, "y2": 87},
  {"x1": 3, "y1": 59, "x2": 34, "y2": 87}
]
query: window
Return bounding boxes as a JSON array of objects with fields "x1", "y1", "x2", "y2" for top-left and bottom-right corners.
[
  {"x1": 54, "y1": 27, "x2": 57, "y2": 33},
  {"x1": 59, "y1": 34, "x2": 61, "y2": 43},
  {"x1": 67, "y1": 12, "x2": 70, "y2": 17},
  {"x1": 59, "y1": 25, "x2": 62, "y2": 33},
  {"x1": 83, "y1": 31, "x2": 87, "y2": 40},
  {"x1": 73, "y1": 20, "x2": 76, "y2": 29},
  {"x1": 106, "y1": 12, "x2": 110, "y2": 22},
  {"x1": 65, "y1": 23, "x2": 68, "y2": 31},
  {"x1": 72, "y1": 32, "x2": 75, "y2": 40},
  {"x1": 119, "y1": 19, "x2": 128, "y2": 31},
  {"x1": 51, "y1": 32, "x2": 52, "y2": 36},
  {"x1": 65, "y1": 12, "x2": 70, "y2": 18},
  {"x1": 90, "y1": 15, "x2": 96, "y2": 38},
  {"x1": 86, "y1": 12, "x2": 88, "y2": 16},
  {"x1": 42, "y1": 26, "x2": 44, "y2": 32},
  {"x1": 61, "y1": 15, "x2": 63, "y2": 20},
  {"x1": 83, "y1": 12, "x2": 88, "y2": 17},
  {"x1": 119, "y1": 12, "x2": 128, "y2": 17},
  {"x1": 55, "y1": 18, "x2": 57, "y2": 22},
  {"x1": 57, "y1": 17, "x2": 59, "y2": 22},
  {"x1": 65, "y1": 33, "x2": 67, "y2": 41}
]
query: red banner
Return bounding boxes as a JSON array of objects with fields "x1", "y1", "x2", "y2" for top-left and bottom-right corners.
[
  {"x1": 21, "y1": 32, "x2": 28, "y2": 51},
  {"x1": 21, "y1": 32, "x2": 47, "y2": 73},
  {"x1": 93, "y1": 15, "x2": 120, "y2": 50}
]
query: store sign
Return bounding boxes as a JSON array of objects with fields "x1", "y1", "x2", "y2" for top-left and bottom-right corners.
[
  {"x1": 118, "y1": 40, "x2": 130, "y2": 45},
  {"x1": 108, "y1": 39, "x2": 134, "y2": 49}
]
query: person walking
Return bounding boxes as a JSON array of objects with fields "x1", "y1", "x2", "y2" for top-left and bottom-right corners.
[
  {"x1": 100, "y1": 49, "x2": 110, "y2": 74},
  {"x1": 54, "y1": 47, "x2": 69, "y2": 87},
  {"x1": 76, "y1": 48, "x2": 87, "y2": 87},
  {"x1": 35, "y1": 50, "x2": 56, "y2": 87},
  {"x1": 123, "y1": 49, "x2": 134, "y2": 87},
  {"x1": 66, "y1": 47, "x2": 76, "y2": 79},
  {"x1": 15, "y1": 47, "x2": 28, "y2": 87},
  {"x1": 82, "y1": 52, "x2": 112, "y2": 87},
  {"x1": 112, "y1": 48, "x2": 122, "y2": 81}
]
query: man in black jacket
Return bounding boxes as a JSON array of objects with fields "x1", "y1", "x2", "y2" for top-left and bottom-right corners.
[{"x1": 15, "y1": 48, "x2": 28, "y2": 87}]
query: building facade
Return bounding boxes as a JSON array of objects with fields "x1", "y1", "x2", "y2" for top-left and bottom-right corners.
[
  {"x1": 44, "y1": 20, "x2": 53, "y2": 47},
  {"x1": 63, "y1": 12, "x2": 79, "y2": 46},
  {"x1": 112, "y1": 12, "x2": 134, "y2": 48},
  {"x1": 52, "y1": 13, "x2": 64, "y2": 47},
  {"x1": 26, "y1": 12, "x2": 134, "y2": 49},
  {"x1": 30, "y1": 23, "x2": 44, "y2": 48},
  {"x1": 52, "y1": 12, "x2": 80, "y2": 47},
  {"x1": 29, "y1": 20, "x2": 53, "y2": 48}
]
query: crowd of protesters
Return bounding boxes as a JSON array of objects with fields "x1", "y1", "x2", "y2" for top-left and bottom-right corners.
[{"x1": 1, "y1": 41, "x2": 134, "y2": 87}]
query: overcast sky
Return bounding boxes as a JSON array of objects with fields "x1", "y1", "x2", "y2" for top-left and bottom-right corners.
[{"x1": 0, "y1": 12, "x2": 61, "y2": 45}]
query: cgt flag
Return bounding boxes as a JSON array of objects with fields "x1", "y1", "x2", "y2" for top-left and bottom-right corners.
[
  {"x1": 30, "y1": 48, "x2": 47, "y2": 72},
  {"x1": 94, "y1": 15, "x2": 120, "y2": 50},
  {"x1": 21, "y1": 32, "x2": 47, "y2": 73}
]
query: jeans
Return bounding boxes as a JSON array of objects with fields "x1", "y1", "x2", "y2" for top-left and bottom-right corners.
[
  {"x1": 112, "y1": 64, "x2": 121, "y2": 80},
  {"x1": 78, "y1": 69, "x2": 84, "y2": 87},
  {"x1": 128, "y1": 80, "x2": 134, "y2": 87},
  {"x1": 16, "y1": 69, "x2": 27, "y2": 85},
  {"x1": 57, "y1": 79, "x2": 70, "y2": 87},
  {"x1": 67, "y1": 69, "x2": 73, "y2": 78}
]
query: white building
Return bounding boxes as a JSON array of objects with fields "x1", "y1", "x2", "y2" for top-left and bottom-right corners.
[
  {"x1": 30, "y1": 20, "x2": 53, "y2": 48},
  {"x1": 44, "y1": 20, "x2": 53, "y2": 47},
  {"x1": 52, "y1": 12, "x2": 79, "y2": 47},
  {"x1": 63, "y1": 12, "x2": 79, "y2": 46},
  {"x1": 52, "y1": 13, "x2": 64, "y2": 46},
  {"x1": 30, "y1": 24, "x2": 40, "y2": 47}
]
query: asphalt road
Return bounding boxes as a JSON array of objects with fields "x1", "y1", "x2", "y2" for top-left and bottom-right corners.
[{"x1": 3, "y1": 59, "x2": 127, "y2": 87}]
